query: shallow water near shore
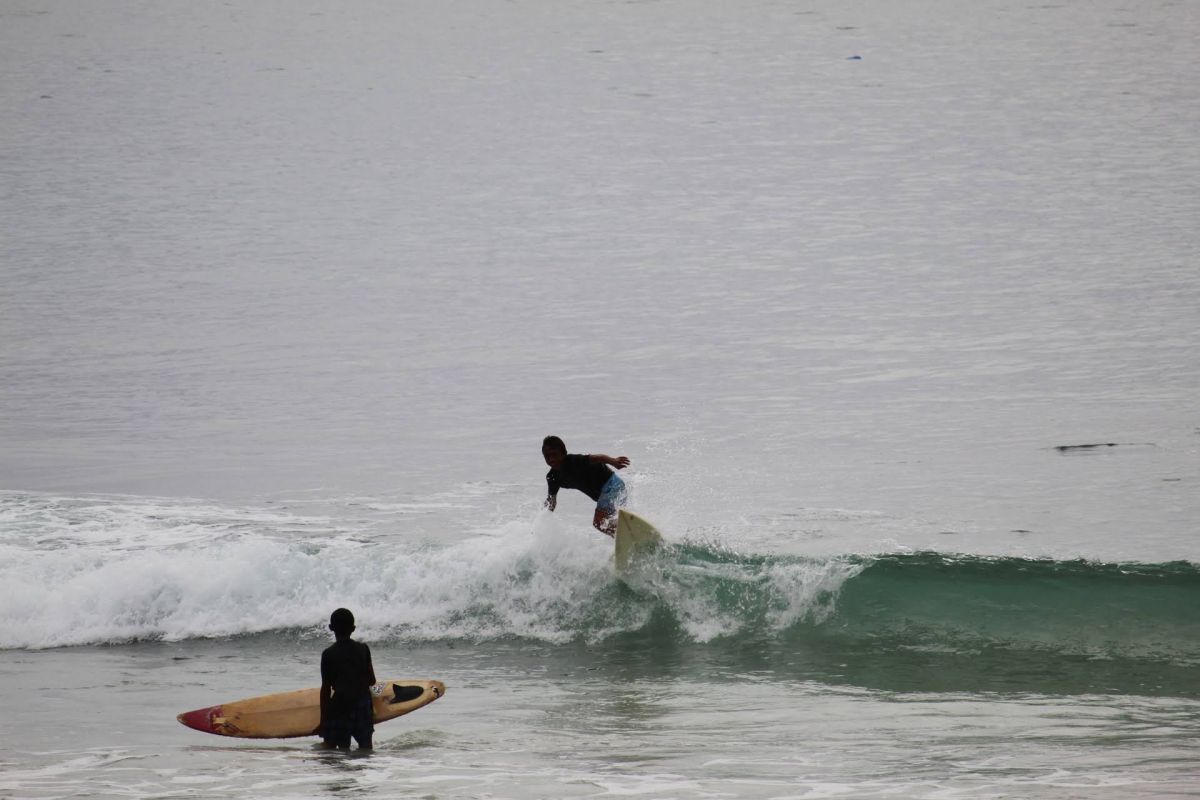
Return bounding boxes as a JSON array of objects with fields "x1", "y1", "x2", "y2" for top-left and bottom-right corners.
[
  {"x1": 2, "y1": 0, "x2": 1198, "y2": 797},
  {"x1": 4, "y1": 635, "x2": 1200, "y2": 799}
]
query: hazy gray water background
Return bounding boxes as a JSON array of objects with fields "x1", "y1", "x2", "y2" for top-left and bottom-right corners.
[{"x1": 2, "y1": 0, "x2": 1198, "y2": 797}]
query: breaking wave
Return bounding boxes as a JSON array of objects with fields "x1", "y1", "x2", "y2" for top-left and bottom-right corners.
[{"x1": 2, "y1": 491, "x2": 1197, "y2": 695}]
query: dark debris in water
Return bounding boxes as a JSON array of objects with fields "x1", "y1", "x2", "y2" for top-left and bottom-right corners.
[{"x1": 1053, "y1": 442, "x2": 1156, "y2": 453}]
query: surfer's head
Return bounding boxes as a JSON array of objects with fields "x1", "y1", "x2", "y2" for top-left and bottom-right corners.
[
  {"x1": 542, "y1": 436, "x2": 567, "y2": 470},
  {"x1": 329, "y1": 607, "x2": 356, "y2": 637}
]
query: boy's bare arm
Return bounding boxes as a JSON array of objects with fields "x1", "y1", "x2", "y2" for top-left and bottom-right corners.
[
  {"x1": 315, "y1": 681, "x2": 332, "y2": 735},
  {"x1": 588, "y1": 454, "x2": 630, "y2": 469}
]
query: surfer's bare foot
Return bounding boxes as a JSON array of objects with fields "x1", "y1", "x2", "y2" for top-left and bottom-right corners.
[{"x1": 593, "y1": 509, "x2": 616, "y2": 536}]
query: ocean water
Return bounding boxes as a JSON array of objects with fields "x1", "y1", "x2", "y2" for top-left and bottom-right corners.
[{"x1": 2, "y1": 0, "x2": 1198, "y2": 798}]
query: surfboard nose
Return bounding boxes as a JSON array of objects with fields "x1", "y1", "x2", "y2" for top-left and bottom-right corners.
[
  {"x1": 431, "y1": 680, "x2": 445, "y2": 698},
  {"x1": 177, "y1": 705, "x2": 220, "y2": 733}
]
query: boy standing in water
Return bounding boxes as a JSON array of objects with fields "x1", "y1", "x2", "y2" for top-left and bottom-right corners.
[
  {"x1": 542, "y1": 435, "x2": 630, "y2": 536},
  {"x1": 317, "y1": 607, "x2": 376, "y2": 750}
]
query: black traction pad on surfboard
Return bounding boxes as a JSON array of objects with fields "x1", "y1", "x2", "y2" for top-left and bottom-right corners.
[{"x1": 390, "y1": 685, "x2": 425, "y2": 704}]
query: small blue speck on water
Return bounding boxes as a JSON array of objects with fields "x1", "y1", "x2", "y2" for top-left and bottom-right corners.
[{"x1": 847, "y1": 55, "x2": 862, "y2": 60}]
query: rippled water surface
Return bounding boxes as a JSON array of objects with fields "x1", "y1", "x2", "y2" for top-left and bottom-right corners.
[{"x1": 2, "y1": 0, "x2": 1198, "y2": 797}]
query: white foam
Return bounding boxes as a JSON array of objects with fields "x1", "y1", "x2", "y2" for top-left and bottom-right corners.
[
  {"x1": 0, "y1": 493, "x2": 612, "y2": 648},
  {"x1": 0, "y1": 492, "x2": 862, "y2": 649}
]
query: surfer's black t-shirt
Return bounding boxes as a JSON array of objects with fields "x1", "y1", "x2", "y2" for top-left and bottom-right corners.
[
  {"x1": 321, "y1": 639, "x2": 374, "y2": 711},
  {"x1": 546, "y1": 454, "x2": 614, "y2": 502}
]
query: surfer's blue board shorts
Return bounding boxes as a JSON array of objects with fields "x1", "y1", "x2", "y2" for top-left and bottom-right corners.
[{"x1": 596, "y1": 474, "x2": 628, "y2": 514}]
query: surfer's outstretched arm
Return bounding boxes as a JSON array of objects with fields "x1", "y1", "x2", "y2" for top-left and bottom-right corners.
[{"x1": 589, "y1": 454, "x2": 630, "y2": 470}]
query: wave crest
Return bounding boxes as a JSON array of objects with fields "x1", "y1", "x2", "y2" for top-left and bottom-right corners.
[{"x1": 3, "y1": 493, "x2": 1197, "y2": 674}]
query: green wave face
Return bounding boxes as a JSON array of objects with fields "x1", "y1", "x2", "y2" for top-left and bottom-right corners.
[
  {"x1": 543, "y1": 548, "x2": 1200, "y2": 698},
  {"x1": 830, "y1": 553, "x2": 1200, "y2": 657}
]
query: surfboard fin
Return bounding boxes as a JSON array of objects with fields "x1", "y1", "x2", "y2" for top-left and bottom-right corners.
[{"x1": 390, "y1": 684, "x2": 424, "y2": 704}]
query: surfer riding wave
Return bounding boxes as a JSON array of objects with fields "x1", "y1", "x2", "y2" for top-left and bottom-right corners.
[{"x1": 541, "y1": 435, "x2": 629, "y2": 536}]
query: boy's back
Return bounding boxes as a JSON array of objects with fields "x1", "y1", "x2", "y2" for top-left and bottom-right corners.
[{"x1": 321, "y1": 638, "x2": 373, "y2": 709}]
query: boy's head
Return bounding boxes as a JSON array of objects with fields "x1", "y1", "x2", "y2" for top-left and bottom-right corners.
[
  {"x1": 329, "y1": 607, "x2": 356, "y2": 637},
  {"x1": 542, "y1": 435, "x2": 567, "y2": 469}
]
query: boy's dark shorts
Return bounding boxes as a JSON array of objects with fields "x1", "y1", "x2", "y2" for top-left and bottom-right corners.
[{"x1": 323, "y1": 695, "x2": 374, "y2": 749}]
